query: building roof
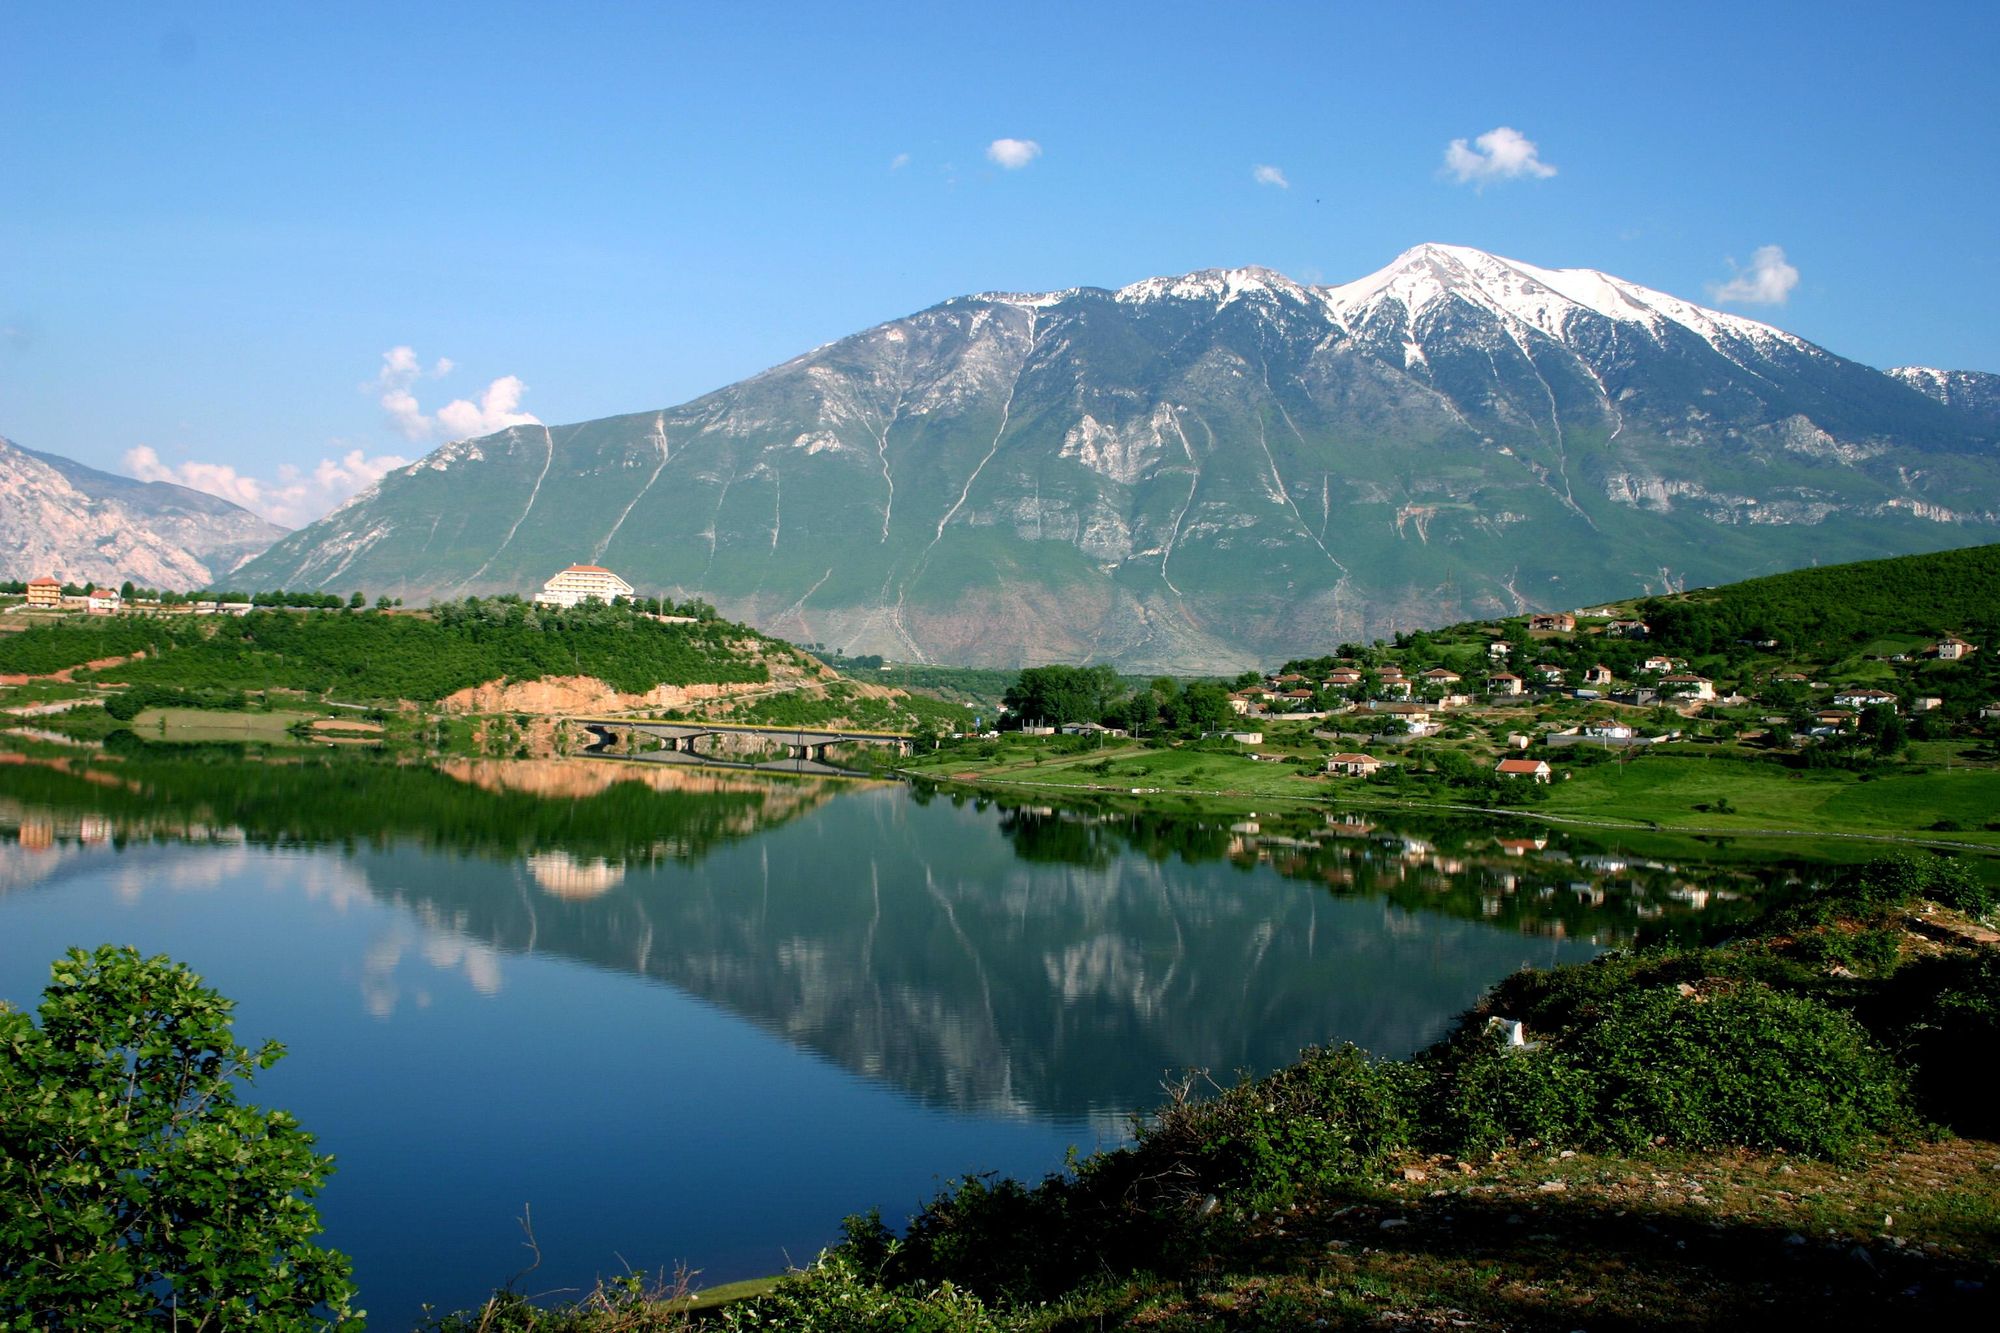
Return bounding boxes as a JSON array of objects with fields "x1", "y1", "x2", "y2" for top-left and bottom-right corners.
[
  {"x1": 1328, "y1": 753, "x2": 1379, "y2": 764},
  {"x1": 558, "y1": 564, "x2": 614, "y2": 574},
  {"x1": 27, "y1": 576, "x2": 60, "y2": 586},
  {"x1": 1496, "y1": 758, "x2": 1549, "y2": 774}
]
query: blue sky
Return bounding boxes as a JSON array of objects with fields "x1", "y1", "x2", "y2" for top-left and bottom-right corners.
[{"x1": 3, "y1": 2, "x2": 1996, "y2": 525}]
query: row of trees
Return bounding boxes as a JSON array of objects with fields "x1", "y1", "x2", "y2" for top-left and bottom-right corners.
[{"x1": 999, "y1": 665, "x2": 1236, "y2": 737}]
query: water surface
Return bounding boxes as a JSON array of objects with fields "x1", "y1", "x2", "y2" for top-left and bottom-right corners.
[{"x1": 1, "y1": 746, "x2": 1738, "y2": 1323}]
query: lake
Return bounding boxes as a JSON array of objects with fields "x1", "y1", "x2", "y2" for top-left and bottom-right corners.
[{"x1": 0, "y1": 744, "x2": 1755, "y2": 1325}]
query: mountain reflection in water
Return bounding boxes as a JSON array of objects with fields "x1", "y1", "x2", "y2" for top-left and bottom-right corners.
[{"x1": 0, "y1": 747, "x2": 1778, "y2": 1122}]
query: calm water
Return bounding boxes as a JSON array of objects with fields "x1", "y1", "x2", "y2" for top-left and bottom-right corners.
[{"x1": 0, "y1": 745, "x2": 1748, "y2": 1325}]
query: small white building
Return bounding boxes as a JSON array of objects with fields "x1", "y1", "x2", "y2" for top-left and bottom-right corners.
[
  {"x1": 85, "y1": 590, "x2": 122, "y2": 615},
  {"x1": 535, "y1": 563, "x2": 636, "y2": 608},
  {"x1": 1326, "y1": 752, "x2": 1383, "y2": 777},
  {"x1": 1660, "y1": 673, "x2": 1716, "y2": 701},
  {"x1": 1833, "y1": 687, "x2": 1899, "y2": 711}
]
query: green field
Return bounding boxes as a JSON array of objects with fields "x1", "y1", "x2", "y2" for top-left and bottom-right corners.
[
  {"x1": 1543, "y1": 751, "x2": 2000, "y2": 845},
  {"x1": 129, "y1": 707, "x2": 314, "y2": 744}
]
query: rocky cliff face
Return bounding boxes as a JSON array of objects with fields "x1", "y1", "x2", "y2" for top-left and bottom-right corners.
[
  {"x1": 0, "y1": 437, "x2": 288, "y2": 589},
  {"x1": 237, "y1": 245, "x2": 2000, "y2": 670}
]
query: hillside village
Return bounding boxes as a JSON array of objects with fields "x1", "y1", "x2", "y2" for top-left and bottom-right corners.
[{"x1": 1215, "y1": 606, "x2": 1992, "y2": 784}]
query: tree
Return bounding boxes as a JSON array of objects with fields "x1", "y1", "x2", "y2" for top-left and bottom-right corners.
[
  {"x1": 0, "y1": 946, "x2": 360, "y2": 1330},
  {"x1": 119, "y1": 581, "x2": 137, "y2": 600}
]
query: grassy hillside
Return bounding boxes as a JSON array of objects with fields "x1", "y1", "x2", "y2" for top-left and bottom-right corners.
[
  {"x1": 1636, "y1": 542, "x2": 2000, "y2": 657},
  {"x1": 0, "y1": 599, "x2": 777, "y2": 703}
]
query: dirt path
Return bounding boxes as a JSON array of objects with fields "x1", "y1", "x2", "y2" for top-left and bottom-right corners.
[{"x1": 0, "y1": 652, "x2": 142, "y2": 686}]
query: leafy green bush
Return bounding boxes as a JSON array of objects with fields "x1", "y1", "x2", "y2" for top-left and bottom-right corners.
[
  {"x1": 717, "y1": 1254, "x2": 1002, "y2": 1333},
  {"x1": 1137, "y1": 1045, "x2": 1419, "y2": 1212},
  {"x1": 1432, "y1": 1041, "x2": 1598, "y2": 1155},
  {"x1": 1573, "y1": 983, "x2": 1909, "y2": 1157},
  {"x1": 0, "y1": 947, "x2": 358, "y2": 1330}
]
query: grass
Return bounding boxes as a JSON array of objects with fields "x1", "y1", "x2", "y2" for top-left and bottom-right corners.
[
  {"x1": 1544, "y1": 753, "x2": 2000, "y2": 844},
  {"x1": 129, "y1": 707, "x2": 314, "y2": 744},
  {"x1": 1001, "y1": 1139, "x2": 2000, "y2": 1331}
]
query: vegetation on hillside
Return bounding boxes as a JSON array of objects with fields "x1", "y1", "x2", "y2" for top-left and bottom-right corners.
[
  {"x1": 0, "y1": 598, "x2": 774, "y2": 703},
  {"x1": 1638, "y1": 542, "x2": 2000, "y2": 659}
]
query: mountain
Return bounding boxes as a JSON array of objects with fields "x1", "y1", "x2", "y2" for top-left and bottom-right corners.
[
  {"x1": 1, "y1": 436, "x2": 287, "y2": 589},
  {"x1": 1887, "y1": 366, "x2": 2000, "y2": 428},
  {"x1": 236, "y1": 244, "x2": 2000, "y2": 671}
]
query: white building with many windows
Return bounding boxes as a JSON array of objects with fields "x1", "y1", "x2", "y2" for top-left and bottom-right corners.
[{"x1": 534, "y1": 564, "x2": 635, "y2": 608}]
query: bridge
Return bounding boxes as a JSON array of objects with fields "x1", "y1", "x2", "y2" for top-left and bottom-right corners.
[{"x1": 580, "y1": 718, "x2": 914, "y2": 774}]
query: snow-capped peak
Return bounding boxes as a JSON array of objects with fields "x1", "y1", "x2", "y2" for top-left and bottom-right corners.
[
  {"x1": 1113, "y1": 265, "x2": 1316, "y2": 307},
  {"x1": 1318, "y1": 242, "x2": 1806, "y2": 356}
]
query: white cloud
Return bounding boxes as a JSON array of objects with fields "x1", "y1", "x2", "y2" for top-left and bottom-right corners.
[
  {"x1": 889, "y1": 151, "x2": 911, "y2": 171},
  {"x1": 1709, "y1": 244, "x2": 1800, "y2": 306},
  {"x1": 986, "y1": 137, "x2": 1042, "y2": 170},
  {"x1": 1442, "y1": 126, "x2": 1557, "y2": 187},
  {"x1": 124, "y1": 444, "x2": 410, "y2": 528},
  {"x1": 1252, "y1": 164, "x2": 1289, "y2": 189},
  {"x1": 369, "y1": 345, "x2": 537, "y2": 444}
]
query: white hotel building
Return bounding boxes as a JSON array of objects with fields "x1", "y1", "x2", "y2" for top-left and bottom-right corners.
[{"x1": 534, "y1": 564, "x2": 635, "y2": 608}]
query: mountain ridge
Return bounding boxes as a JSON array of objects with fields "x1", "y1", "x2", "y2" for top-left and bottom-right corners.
[
  {"x1": 0, "y1": 436, "x2": 288, "y2": 590},
  {"x1": 237, "y1": 244, "x2": 2000, "y2": 671}
]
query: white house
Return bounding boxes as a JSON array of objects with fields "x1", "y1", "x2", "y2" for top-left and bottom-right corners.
[
  {"x1": 1326, "y1": 752, "x2": 1383, "y2": 777},
  {"x1": 1496, "y1": 758, "x2": 1552, "y2": 782},
  {"x1": 1832, "y1": 687, "x2": 1899, "y2": 711},
  {"x1": 535, "y1": 564, "x2": 636, "y2": 608},
  {"x1": 1659, "y1": 673, "x2": 1716, "y2": 701}
]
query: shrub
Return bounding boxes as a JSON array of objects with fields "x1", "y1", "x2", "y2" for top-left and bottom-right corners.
[
  {"x1": 0, "y1": 947, "x2": 358, "y2": 1329},
  {"x1": 1432, "y1": 1041, "x2": 1599, "y2": 1155},
  {"x1": 1572, "y1": 983, "x2": 1909, "y2": 1157},
  {"x1": 1135, "y1": 1045, "x2": 1419, "y2": 1213},
  {"x1": 719, "y1": 1254, "x2": 1002, "y2": 1333}
]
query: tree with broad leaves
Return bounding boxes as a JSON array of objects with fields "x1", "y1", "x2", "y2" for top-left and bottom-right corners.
[{"x1": 0, "y1": 946, "x2": 361, "y2": 1331}]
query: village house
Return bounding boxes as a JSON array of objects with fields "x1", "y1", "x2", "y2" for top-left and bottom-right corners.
[
  {"x1": 1582, "y1": 721, "x2": 1636, "y2": 739},
  {"x1": 534, "y1": 563, "x2": 636, "y2": 608},
  {"x1": 1486, "y1": 641, "x2": 1512, "y2": 659},
  {"x1": 1496, "y1": 757, "x2": 1552, "y2": 782},
  {"x1": 1812, "y1": 708, "x2": 1858, "y2": 732},
  {"x1": 85, "y1": 590, "x2": 121, "y2": 615},
  {"x1": 1981, "y1": 703, "x2": 2000, "y2": 721},
  {"x1": 1325, "y1": 752, "x2": 1384, "y2": 777},
  {"x1": 1935, "y1": 635, "x2": 1977, "y2": 661},
  {"x1": 1533, "y1": 664, "x2": 1565, "y2": 684},
  {"x1": 1833, "y1": 687, "x2": 1899, "y2": 711},
  {"x1": 1604, "y1": 619, "x2": 1650, "y2": 638},
  {"x1": 1583, "y1": 663, "x2": 1614, "y2": 686},
  {"x1": 1642, "y1": 654, "x2": 1677, "y2": 673},
  {"x1": 1529, "y1": 612, "x2": 1576, "y2": 633},
  {"x1": 1487, "y1": 671, "x2": 1525, "y2": 696},
  {"x1": 1422, "y1": 668, "x2": 1462, "y2": 685},
  {"x1": 1659, "y1": 673, "x2": 1716, "y2": 701},
  {"x1": 25, "y1": 576, "x2": 61, "y2": 609},
  {"x1": 1912, "y1": 696, "x2": 1943, "y2": 713}
]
